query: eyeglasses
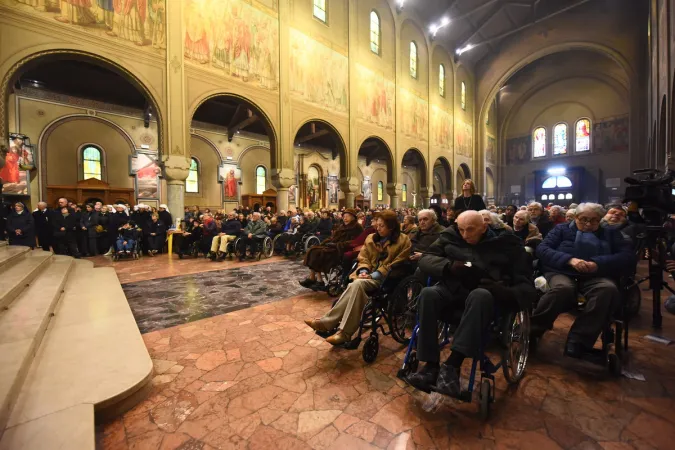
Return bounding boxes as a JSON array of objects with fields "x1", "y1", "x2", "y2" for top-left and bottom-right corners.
[{"x1": 576, "y1": 217, "x2": 600, "y2": 225}]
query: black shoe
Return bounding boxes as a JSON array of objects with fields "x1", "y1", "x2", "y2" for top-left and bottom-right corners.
[
  {"x1": 311, "y1": 283, "x2": 327, "y2": 292},
  {"x1": 405, "y1": 368, "x2": 439, "y2": 394},
  {"x1": 434, "y1": 363, "x2": 461, "y2": 397},
  {"x1": 208, "y1": 252, "x2": 217, "y2": 261},
  {"x1": 564, "y1": 341, "x2": 588, "y2": 359},
  {"x1": 299, "y1": 278, "x2": 316, "y2": 288},
  {"x1": 177, "y1": 252, "x2": 183, "y2": 259}
]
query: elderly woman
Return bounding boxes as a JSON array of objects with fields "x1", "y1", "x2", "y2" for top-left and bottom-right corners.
[
  {"x1": 145, "y1": 213, "x2": 166, "y2": 256},
  {"x1": 512, "y1": 210, "x2": 542, "y2": 245},
  {"x1": 532, "y1": 203, "x2": 634, "y2": 358},
  {"x1": 158, "y1": 204, "x2": 173, "y2": 229},
  {"x1": 304, "y1": 210, "x2": 411, "y2": 345},
  {"x1": 6, "y1": 201, "x2": 35, "y2": 248},
  {"x1": 401, "y1": 215, "x2": 417, "y2": 235},
  {"x1": 479, "y1": 209, "x2": 512, "y2": 231},
  {"x1": 565, "y1": 209, "x2": 576, "y2": 223},
  {"x1": 300, "y1": 208, "x2": 363, "y2": 290},
  {"x1": 453, "y1": 179, "x2": 486, "y2": 213}
]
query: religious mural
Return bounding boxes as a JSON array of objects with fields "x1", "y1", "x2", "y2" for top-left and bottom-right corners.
[
  {"x1": 1, "y1": 135, "x2": 33, "y2": 196},
  {"x1": 593, "y1": 116, "x2": 629, "y2": 152},
  {"x1": 486, "y1": 134, "x2": 496, "y2": 165},
  {"x1": 305, "y1": 166, "x2": 321, "y2": 208},
  {"x1": 289, "y1": 28, "x2": 348, "y2": 113},
  {"x1": 455, "y1": 119, "x2": 472, "y2": 158},
  {"x1": 362, "y1": 176, "x2": 372, "y2": 202},
  {"x1": 183, "y1": 0, "x2": 279, "y2": 90},
  {"x1": 356, "y1": 64, "x2": 395, "y2": 130},
  {"x1": 288, "y1": 184, "x2": 297, "y2": 205},
  {"x1": 506, "y1": 136, "x2": 531, "y2": 165},
  {"x1": 130, "y1": 152, "x2": 160, "y2": 199},
  {"x1": 430, "y1": 105, "x2": 452, "y2": 151},
  {"x1": 327, "y1": 175, "x2": 338, "y2": 204},
  {"x1": 219, "y1": 163, "x2": 241, "y2": 201},
  {"x1": 6, "y1": 0, "x2": 166, "y2": 51},
  {"x1": 399, "y1": 88, "x2": 428, "y2": 142}
]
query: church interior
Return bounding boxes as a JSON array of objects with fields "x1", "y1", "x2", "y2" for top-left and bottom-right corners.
[{"x1": 1, "y1": 0, "x2": 675, "y2": 448}]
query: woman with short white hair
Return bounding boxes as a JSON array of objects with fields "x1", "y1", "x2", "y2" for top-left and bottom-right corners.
[{"x1": 479, "y1": 209, "x2": 511, "y2": 231}]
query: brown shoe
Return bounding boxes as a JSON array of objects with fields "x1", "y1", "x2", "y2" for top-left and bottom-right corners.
[
  {"x1": 326, "y1": 330, "x2": 349, "y2": 346},
  {"x1": 304, "y1": 318, "x2": 328, "y2": 332}
]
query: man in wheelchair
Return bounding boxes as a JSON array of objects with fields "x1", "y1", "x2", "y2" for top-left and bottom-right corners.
[
  {"x1": 530, "y1": 203, "x2": 634, "y2": 358},
  {"x1": 237, "y1": 212, "x2": 268, "y2": 261},
  {"x1": 406, "y1": 211, "x2": 536, "y2": 396},
  {"x1": 304, "y1": 210, "x2": 411, "y2": 345}
]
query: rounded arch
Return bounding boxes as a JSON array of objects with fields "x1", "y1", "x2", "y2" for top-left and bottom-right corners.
[
  {"x1": 79, "y1": 143, "x2": 105, "y2": 181},
  {"x1": 190, "y1": 92, "x2": 279, "y2": 169},
  {"x1": 293, "y1": 119, "x2": 348, "y2": 177},
  {"x1": 191, "y1": 133, "x2": 224, "y2": 164},
  {"x1": 1, "y1": 48, "x2": 164, "y2": 155},
  {"x1": 398, "y1": 17, "x2": 432, "y2": 51},
  {"x1": 401, "y1": 148, "x2": 428, "y2": 189},
  {"x1": 433, "y1": 157, "x2": 452, "y2": 196},
  {"x1": 459, "y1": 163, "x2": 471, "y2": 179},
  {"x1": 357, "y1": 135, "x2": 394, "y2": 181},
  {"x1": 485, "y1": 167, "x2": 495, "y2": 201}
]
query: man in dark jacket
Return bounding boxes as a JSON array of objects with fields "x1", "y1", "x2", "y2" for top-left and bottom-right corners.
[
  {"x1": 237, "y1": 212, "x2": 268, "y2": 261},
  {"x1": 406, "y1": 210, "x2": 536, "y2": 396},
  {"x1": 315, "y1": 211, "x2": 333, "y2": 242},
  {"x1": 209, "y1": 212, "x2": 242, "y2": 260},
  {"x1": 408, "y1": 209, "x2": 445, "y2": 261},
  {"x1": 33, "y1": 201, "x2": 52, "y2": 251},
  {"x1": 527, "y1": 202, "x2": 553, "y2": 237},
  {"x1": 145, "y1": 213, "x2": 166, "y2": 256},
  {"x1": 80, "y1": 203, "x2": 99, "y2": 256},
  {"x1": 531, "y1": 203, "x2": 634, "y2": 358},
  {"x1": 52, "y1": 206, "x2": 80, "y2": 257}
]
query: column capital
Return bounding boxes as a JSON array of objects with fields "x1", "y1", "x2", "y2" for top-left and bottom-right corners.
[
  {"x1": 271, "y1": 168, "x2": 296, "y2": 189},
  {"x1": 339, "y1": 177, "x2": 360, "y2": 194},
  {"x1": 163, "y1": 155, "x2": 190, "y2": 182}
]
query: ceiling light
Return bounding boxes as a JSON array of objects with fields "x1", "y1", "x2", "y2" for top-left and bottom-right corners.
[
  {"x1": 456, "y1": 44, "x2": 474, "y2": 55},
  {"x1": 430, "y1": 17, "x2": 451, "y2": 38},
  {"x1": 547, "y1": 167, "x2": 566, "y2": 176},
  {"x1": 396, "y1": 0, "x2": 405, "y2": 12}
]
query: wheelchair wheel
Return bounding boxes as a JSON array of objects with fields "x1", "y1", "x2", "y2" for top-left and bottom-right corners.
[
  {"x1": 304, "y1": 235, "x2": 320, "y2": 252},
  {"x1": 326, "y1": 266, "x2": 344, "y2": 297},
  {"x1": 479, "y1": 379, "x2": 492, "y2": 420},
  {"x1": 389, "y1": 275, "x2": 424, "y2": 344},
  {"x1": 233, "y1": 237, "x2": 244, "y2": 258},
  {"x1": 501, "y1": 310, "x2": 530, "y2": 385},
  {"x1": 262, "y1": 237, "x2": 274, "y2": 258},
  {"x1": 608, "y1": 353, "x2": 622, "y2": 377},
  {"x1": 272, "y1": 234, "x2": 283, "y2": 254},
  {"x1": 362, "y1": 335, "x2": 379, "y2": 363}
]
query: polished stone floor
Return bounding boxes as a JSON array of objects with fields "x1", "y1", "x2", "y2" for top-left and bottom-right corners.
[{"x1": 97, "y1": 255, "x2": 675, "y2": 450}]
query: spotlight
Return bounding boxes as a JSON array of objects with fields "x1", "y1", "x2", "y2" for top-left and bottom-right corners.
[{"x1": 396, "y1": 0, "x2": 405, "y2": 13}]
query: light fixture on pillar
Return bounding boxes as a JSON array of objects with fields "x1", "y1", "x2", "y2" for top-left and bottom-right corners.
[
  {"x1": 456, "y1": 44, "x2": 474, "y2": 56},
  {"x1": 429, "y1": 17, "x2": 450, "y2": 40},
  {"x1": 396, "y1": 0, "x2": 406, "y2": 13}
]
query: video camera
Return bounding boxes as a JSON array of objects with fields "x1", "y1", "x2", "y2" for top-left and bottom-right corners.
[{"x1": 624, "y1": 168, "x2": 675, "y2": 225}]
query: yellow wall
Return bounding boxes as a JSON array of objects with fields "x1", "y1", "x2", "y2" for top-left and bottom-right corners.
[{"x1": 187, "y1": 135, "x2": 223, "y2": 210}]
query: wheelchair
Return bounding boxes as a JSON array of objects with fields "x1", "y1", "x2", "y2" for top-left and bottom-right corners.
[
  {"x1": 112, "y1": 238, "x2": 142, "y2": 262},
  {"x1": 294, "y1": 233, "x2": 321, "y2": 255},
  {"x1": 317, "y1": 263, "x2": 425, "y2": 364},
  {"x1": 231, "y1": 235, "x2": 274, "y2": 261},
  {"x1": 397, "y1": 290, "x2": 531, "y2": 420}
]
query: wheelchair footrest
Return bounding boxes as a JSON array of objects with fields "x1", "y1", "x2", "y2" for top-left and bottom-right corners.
[
  {"x1": 572, "y1": 348, "x2": 608, "y2": 366},
  {"x1": 428, "y1": 385, "x2": 473, "y2": 403},
  {"x1": 341, "y1": 337, "x2": 362, "y2": 350}
]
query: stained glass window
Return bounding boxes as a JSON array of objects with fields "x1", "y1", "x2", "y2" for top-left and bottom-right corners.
[
  {"x1": 256, "y1": 166, "x2": 266, "y2": 195},
  {"x1": 402, "y1": 184, "x2": 407, "y2": 202},
  {"x1": 461, "y1": 82, "x2": 466, "y2": 110},
  {"x1": 439, "y1": 64, "x2": 445, "y2": 97},
  {"x1": 82, "y1": 146, "x2": 102, "y2": 180},
  {"x1": 186, "y1": 158, "x2": 199, "y2": 193},
  {"x1": 409, "y1": 42, "x2": 417, "y2": 79},
  {"x1": 533, "y1": 127, "x2": 546, "y2": 158},
  {"x1": 370, "y1": 11, "x2": 380, "y2": 55},
  {"x1": 553, "y1": 123, "x2": 568, "y2": 155},
  {"x1": 313, "y1": 0, "x2": 327, "y2": 23},
  {"x1": 575, "y1": 118, "x2": 591, "y2": 152},
  {"x1": 377, "y1": 181, "x2": 383, "y2": 201}
]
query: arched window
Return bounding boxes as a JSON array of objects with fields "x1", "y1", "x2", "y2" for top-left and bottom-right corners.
[
  {"x1": 460, "y1": 81, "x2": 466, "y2": 110},
  {"x1": 439, "y1": 64, "x2": 446, "y2": 97},
  {"x1": 313, "y1": 0, "x2": 327, "y2": 23},
  {"x1": 533, "y1": 127, "x2": 546, "y2": 158},
  {"x1": 409, "y1": 42, "x2": 418, "y2": 79},
  {"x1": 542, "y1": 176, "x2": 573, "y2": 189},
  {"x1": 377, "y1": 181, "x2": 384, "y2": 201},
  {"x1": 82, "y1": 145, "x2": 102, "y2": 180},
  {"x1": 256, "y1": 166, "x2": 266, "y2": 195},
  {"x1": 575, "y1": 118, "x2": 591, "y2": 152},
  {"x1": 185, "y1": 158, "x2": 199, "y2": 193},
  {"x1": 402, "y1": 184, "x2": 407, "y2": 202},
  {"x1": 370, "y1": 11, "x2": 381, "y2": 55},
  {"x1": 553, "y1": 123, "x2": 568, "y2": 155}
]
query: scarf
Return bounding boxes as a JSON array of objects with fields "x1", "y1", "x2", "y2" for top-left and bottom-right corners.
[{"x1": 573, "y1": 224, "x2": 611, "y2": 261}]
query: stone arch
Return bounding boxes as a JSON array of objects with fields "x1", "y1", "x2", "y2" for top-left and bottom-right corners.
[
  {"x1": 292, "y1": 119, "x2": 348, "y2": 178},
  {"x1": 357, "y1": 136, "x2": 394, "y2": 181},
  {"x1": 433, "y1": 157, "x2": 452, "y2": 197},
  {"x1": 401, "y1": 148, "x2": 427, "y2": 188},
  {"x1": 190, "y1": 134, "x2": 224, "y2": 164}
]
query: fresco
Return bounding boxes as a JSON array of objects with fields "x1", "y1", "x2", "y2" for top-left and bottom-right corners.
[
  {"x1": 288, "y1": 185, "x2": 297, "y2": 205},
  {"x1": 455, "y1": 119, "x2": 472, "y2": 158},
  {"x1": 184, "y1": 0, "x2": 279, "y2": 90},
  {"x1": 399, "y1": 88, "x2": 428, "y2": 142},
  {"x1": 328, "y1": 175, "x2": 338, "y2": 204},
  {"x1": 362, "y1": 176, "x2": 372, "y2": 201},
  {"x1": 130, "y1": 152, "x2": 161, "y2": 199},
  {"x1": 289, "y1": 28, "x2": 348, "y2": 113},
  {"x1": 6, "y1": 0, "x2": 166, "y2": 51},
  {"x1": 430, "y1": 105, "x2": 452, "y2": 151},
  {"x1": 356, "y1": 64, "x2": 395, "y2": 130},
  {"x1": 506, "y1": 136, "x2": 531, "y2": 165},
  {"x1": 219, "y1": 163, "x2": 241, "y2": 201},
  {"x1": 593, "y1": 116, "x2": 629, "y2": 153},
  {"x1": 486, "y1": 134, "x2": 496, "y2": 164}
]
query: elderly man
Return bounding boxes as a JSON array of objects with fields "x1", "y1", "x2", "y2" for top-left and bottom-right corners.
[
  {"x1": 531, "y1": 203, "x2": 634, "y2": 358},
  {"x1": 405, "y1": 211, "x2": 536, "y2": 395},
  {"x1": 409, "y1": 209, "x2": 445, "y2": 261},
  {"x1": 512, "y1": 210, "x2": 542, "y2": 245},
  {"x1": 527, "y1": 202, "x2": 554, "y2": 238},
  {"x1": 33, "y1": 201, "x2": 52, "y2": 251},
  {"x1": 209, "y1": 212, "x2": 242, "y2": 260},
  {"x1": 237, "y1": 212, "x2": 268, "y2": 261},
  {"x1": 549, "y1": 205, "x2": 566, "y2": 225},
  {"x1": 503, "y1": 204, "x2": 517, "y2": 227}
]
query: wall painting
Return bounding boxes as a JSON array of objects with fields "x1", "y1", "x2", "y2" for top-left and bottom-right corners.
[
  {"x1": 184, "y1": 0, "x2": 279, "y2": 90},
  {"x1": 130, "y1": 152, "x2": 161, "y2": 199},
  {"x1": 362, "y1": 176, "x2": 372, "y2": 202},
  {"x1": 219, "y1": 163, "x2": 241, "y2": 201},
  {"x1": 289, "y1": 28, "x2": 348, "y2": 113},
  {"x1": 6, "y1": 0, "x2": 166, "y2": 52},
  {"x1": 506, "y1": 136, "x2": 531, "y2": 165},
  {"x1": 327, "y1": 175, "x2": 338, "y2": 204},
  {"x1": 486, "y1": 134, "x2": 496, "y2": 165},
  {"x1": 356, "y1": 64, "x2": 395, "y2": 130},
  {"x1": 430, "y1": 105, "x2": 452, "y2": 151},
  {"x1": 455, "y1": 119, "x2": 472, "y2": 158},
  {"x1": 288, "y1": 185, "x2": 297, "y2": 205},
  {"x1": 399, "y1": 88, "x2": 428, "y2": 142},
  {"x1": 593, "y1": 116, "x2": 629, "y2": 153}
]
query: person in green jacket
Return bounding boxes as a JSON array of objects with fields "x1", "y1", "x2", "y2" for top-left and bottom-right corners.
[{"x1": 237, "y1": 212, "x2": 268, "y2": 261}]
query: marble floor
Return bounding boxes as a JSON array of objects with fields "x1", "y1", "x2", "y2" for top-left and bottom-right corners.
[{"x1": 96, "y1": 255, "x2": 675, "y2": 450}]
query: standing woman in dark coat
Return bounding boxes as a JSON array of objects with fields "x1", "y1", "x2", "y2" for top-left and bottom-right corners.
[
  {"x1": 453, "y1": 179, "x2": 486, "y2": 213},
  {"x1": 80, "y1": 203, "x2": 99, "y2": 256},
  {"x1": 158, "y1": 204, "x2": 173, "y2": 229},
  {"x1": 32, "y1": 201, "x2": 52, "y2": 251},
  {"x1": 97, "y1": 205, "x2": 111, "y2": 254},
  {"x1": 6, "y1": 201, "x2": 35, "y2": 248}
]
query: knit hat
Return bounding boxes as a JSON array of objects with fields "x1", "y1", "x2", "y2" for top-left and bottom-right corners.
[{"x1": 343, "y1": 208, "x2": 358, "y2": 220}]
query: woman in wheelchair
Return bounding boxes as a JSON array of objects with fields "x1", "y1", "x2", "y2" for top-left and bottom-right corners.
[
  {"x1": 299, "y1": 208, "x2": 363, "y2": 290},
  {"x1": 406, "y1": 211, "x2": 536, "y2": 396},
  {"x1": 531, "y1": 203, "x2": 634, "y2": 358},
  {"x1": 304, "y1": 210, "x2": 411, "y2": 345}
]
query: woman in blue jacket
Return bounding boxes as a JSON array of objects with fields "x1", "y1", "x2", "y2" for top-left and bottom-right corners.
[{"x1": 532, "y1": 202, "x2": 634, "y2": 358}]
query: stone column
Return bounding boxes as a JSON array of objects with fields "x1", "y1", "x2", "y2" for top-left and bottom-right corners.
[
  {"x1": 340, "y1": 177, "x2": 360, "y2": 208},
  {"x1": 272, "y1": 168, "x2": 295, "y2": 212},
  {"x1": 420, "y1": 186, "x2": 431, "y2": 208},
  {"x1": 164, "y1": 157, "x2": 190, "y2": 222},
  {"x1": 387, "y1": 183, "x2": 401, "y2": 209}
]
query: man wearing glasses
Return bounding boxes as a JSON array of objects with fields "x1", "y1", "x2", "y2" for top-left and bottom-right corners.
[{"x1": 531, "y1": 203, "x2": 634, "y2": 358}]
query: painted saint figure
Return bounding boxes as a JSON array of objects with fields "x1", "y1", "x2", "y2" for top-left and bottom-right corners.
[
  {"x1": 97, "y1": 0, "x2": 115, "y2": 35},
  {"x1": 113, "y1": 0, "x2": 147, "y2": 46},
  {"x1": 55, "y1": 0, "x2": 96, "y2": 25},
  {"x1": 0, "y1": 142, "x2": 20, "y2": 184},
  {"x1": 225, "y1": 169, "x2": 238, "y2": 199}
]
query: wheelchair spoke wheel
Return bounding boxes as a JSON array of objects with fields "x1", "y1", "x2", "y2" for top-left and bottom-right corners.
[
  {"x1": 263, "y1": 238, "x2": 274, "y2": 258},
  {"x1": 389, "y1": 276, "x2": 424, "y2": 344},
  {"x1": 362, "y1": 336, "x2": 379, "y2": 363},
  {"x1": 304, "y1": 236, "x2": 320, "y2": 252},
  {"x1": 502, "y1": 310, "x2": 530, "y2": 384}
]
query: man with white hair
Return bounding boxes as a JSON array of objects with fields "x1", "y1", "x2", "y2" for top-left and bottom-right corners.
[
  {"x1": 408, "y1": 209, "x2": 445, "y2": 261},
  {"x1": 527, "y1": 202, "x2": 554, "y2": 238},
  {"x1": 237, "y1": 211, "x2": 268, "y2": 261},
  {"x1": 532, "y1": 202, "x2": 634, "y2": 358},
  {"x1": 33, "y1": 201, "x2": 52, "y2": 251},
  {"x1": 549, "y1": 205, "x2": 566, "y2": 226},
  {"x1": 512, "y1": 210, "x2": 542, "y2": 245}
]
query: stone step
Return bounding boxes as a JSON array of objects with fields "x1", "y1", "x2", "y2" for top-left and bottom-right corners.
[
  {"x1": 0, "y1": 251, "x2": 52, "y2": 311},
  {"x1": 0, "y1": 256, "x2": 74, "y2": 435},
  {"x1": 0, "y1": 246, "x2": 29, "y2": 271},
  {"x1": 5, "y1": 261, "x2": 153, "y2": 432},
  {"x1": 0, "y1": 404, "x2": 93, "y2": 450}
]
